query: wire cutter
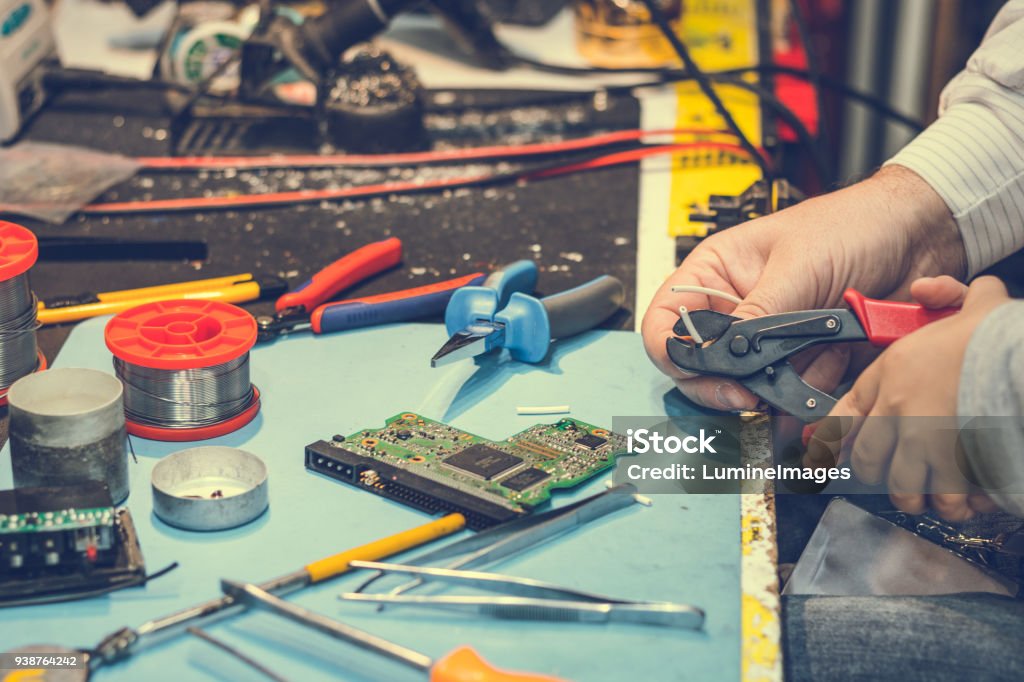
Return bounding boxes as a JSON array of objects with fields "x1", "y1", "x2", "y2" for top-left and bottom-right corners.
[
  {"x1": 666, "y1": 289, "x2": 960, "y2": 422},
  {"x1": 431, "y1": 260, "x2": 625, "y2": 367},
  {"x1": 257, "y1": 237, "x2": 486, "y2": 341}
]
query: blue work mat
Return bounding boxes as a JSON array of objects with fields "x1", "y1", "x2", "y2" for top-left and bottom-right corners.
[{"x1": 0, "y1": 319, "x2": 741, "y2": 682}]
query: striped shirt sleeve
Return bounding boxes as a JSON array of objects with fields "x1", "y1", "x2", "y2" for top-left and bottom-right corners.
[{"x1": 885, "y1": 0, "x2": 1024, "y2": 277}]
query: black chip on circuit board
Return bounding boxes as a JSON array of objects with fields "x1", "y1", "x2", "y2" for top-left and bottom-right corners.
[
  {"x1": 443, "y1": 445, "x2": 523, "y2": 480},
  {"x1": 575, "y1": 433, "x2": 608, "y2": 450},
  {"x1": 500, "y1": 467, "x2": 551, "y2": 492}
]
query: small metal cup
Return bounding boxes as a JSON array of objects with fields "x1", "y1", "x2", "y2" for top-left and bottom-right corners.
[
  {"x1": 8, "y1": 367, "x2": 129, "y2": 504},
  {"x1": 151, "y1": 446, "x2": 268, "y2": 531}
]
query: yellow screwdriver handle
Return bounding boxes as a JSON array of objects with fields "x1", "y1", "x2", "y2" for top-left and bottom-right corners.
[
  {"x1": 304, "y1": 513, "x2": 465, "y2": 583},
  {"x1": 431, "y1": 646, "x2": 570, "y2": 682},
  {"x1": 37, "y1": 281, "x2": 263, "y2": 326}
]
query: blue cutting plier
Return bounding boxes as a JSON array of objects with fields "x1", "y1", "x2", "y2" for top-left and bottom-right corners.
[{"x1": 431, "y1": 260, "x2": 625, "y2": 367}]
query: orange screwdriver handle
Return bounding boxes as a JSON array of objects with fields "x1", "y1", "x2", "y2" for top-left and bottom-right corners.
[{"x1": 430, "y1": 646, "x2": 569, "y2": 682}]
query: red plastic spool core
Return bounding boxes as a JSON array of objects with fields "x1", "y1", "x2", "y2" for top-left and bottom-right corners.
[
  {"x1": 0, "y1": 221, "x2": 39, "y2": 282},
  {"x1": 105, "y1": 299, "x2": 257, "y2": 370}
]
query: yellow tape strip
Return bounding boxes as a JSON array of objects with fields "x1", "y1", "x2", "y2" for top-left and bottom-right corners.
[{"x1": 669, "y1": 0, "x2": 764, "y2": 238}]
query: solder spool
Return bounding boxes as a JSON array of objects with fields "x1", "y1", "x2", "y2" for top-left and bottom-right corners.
[
  {"x1": 0, "y1": 221, "x2": 46, "y2": 404},
  {"x1": 104, "y1": 300, "x2": 260, "y2": 441}
]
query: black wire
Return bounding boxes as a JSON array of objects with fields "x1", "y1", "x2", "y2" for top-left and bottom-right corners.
[
  {"x1": 787, "y1": 0, "x2": 832, "y2": 164},
  {"x1": 758, "y1": 65, "x2": 924, "y2": 132},
  {"x1": 43, "y1": 67, "x2": 232, "y2": 101},
  {"x1": 0, "y1": 562, "x2": 179, "y2": 609},
  {"x1": 187, "y1": 627, "x2": 290, "y2": 682},
  {"x1": 174, "y1": 52, "x2": 242, "y2": 114},
  {"x1": 711, "y1": 74, "x2": 832, "y2": 184},
  {"x1": 507, "y1": 55, "x2": 925, "y2": 132},
  {"x1": 635, "y1": 0, "x2": 772, "y2": 181}
]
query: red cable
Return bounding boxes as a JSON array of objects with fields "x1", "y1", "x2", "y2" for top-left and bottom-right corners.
[
  {"x1": 136, "y1": 128, "x2": 735, "y2": 170},
  {"x1": 85, "y1": 143, "x2": 762, "y2": 214},
  {"x1": 527, "y1": 142, "x2": 755, "y2": 179}
]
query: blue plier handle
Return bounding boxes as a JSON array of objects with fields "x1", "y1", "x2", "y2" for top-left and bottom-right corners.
[
  {"x1": 444, "y1": 260, "x2": 539, "y2": 335},
  {"x1": 439, "y1": 260, "x2": 624, "y2": 365}
]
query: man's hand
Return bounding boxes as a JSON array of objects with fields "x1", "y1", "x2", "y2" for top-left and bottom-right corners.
[
  {"x1": 641, "y1": 165, "x2": 965, "y2": 411},
  {"x1": 808, "y1": 276, "x2": 1010, "y2": 520}
]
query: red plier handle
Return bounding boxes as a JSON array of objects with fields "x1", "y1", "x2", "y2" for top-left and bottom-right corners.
[
  {"x1": 843, "y1": 289, "x2": 959, "y2": 346},
  {"x1": 275, "y1": 237, "x2": 403, "y2": 313}
]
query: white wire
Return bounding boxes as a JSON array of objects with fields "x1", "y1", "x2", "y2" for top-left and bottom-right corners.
[
  {"x1": 670, "y1": 285, "x2": 742, "y2": 305},
  {"x1": 677, "y1": 306, "x2": 704, "y2": 344},
  {"x1": 671, "y1": 285, "x2": 742, "y2": 343}
]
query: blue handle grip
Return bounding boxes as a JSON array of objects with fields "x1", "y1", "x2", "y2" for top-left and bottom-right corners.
[
  {"x1": 482, "y1": 260, "x2": 538, "y2": 310},
  {"x1": 444, "y1": 260, "x2": 538, "y2": 334},
  {"x1": 315, "y1": 274, "x2": 486, "y2": 333}
]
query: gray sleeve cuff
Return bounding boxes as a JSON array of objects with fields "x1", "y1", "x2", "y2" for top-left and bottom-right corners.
[{"x1": 957, "y1": 300, "x2": 1024, "y2": 516}]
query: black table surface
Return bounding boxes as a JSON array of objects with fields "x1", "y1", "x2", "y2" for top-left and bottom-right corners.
[{"x1": 14, "y1": 87, "x2": 645, "y2": 366}]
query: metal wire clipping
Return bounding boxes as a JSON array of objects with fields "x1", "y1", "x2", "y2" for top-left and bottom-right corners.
[
  {"x1": 0, "y1": 273, "x2": 40, "y2": 390},
  {"x1": 113, "y1": 354, "x2": 255, "y2": 428}
]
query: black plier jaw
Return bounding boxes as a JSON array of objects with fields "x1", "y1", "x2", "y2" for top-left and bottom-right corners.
[
  {"x1": 255, "y1": 306, "x2": 310, "y2": 342},
  {"x1": 666, "y1": 289, "x2": 963, "y2": 422},
  {"x1": 666, "y1": 308, "x2": 867, "y2": 421}
]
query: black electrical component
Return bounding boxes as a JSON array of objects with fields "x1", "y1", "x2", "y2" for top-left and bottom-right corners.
[
  {"x1": 291, "y1": 0, "x2": 421, "y2": 78},
  {"x1": 0, "y1": 483, "x2": 146, "y2": 606},
  {"x1": 689, "y1": 179, "x2": 806, "y2": 235},
  {"x1": 305, "y1": 441, "x2": 522, "y2": 530},
  {"x1": 323, "y1": 49, "x2": 427, "y2": 153}
]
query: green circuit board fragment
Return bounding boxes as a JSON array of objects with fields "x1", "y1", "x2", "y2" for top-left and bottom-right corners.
[{"x1": 308, "y1": 412, "x2": 627, "y2": 523}]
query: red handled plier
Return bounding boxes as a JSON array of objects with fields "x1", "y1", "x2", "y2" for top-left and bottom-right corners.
[
  {"x1": 666, "y1": 289, "x2": 960, "y2": 421},
  {"x1": 256, "y1": 237, "x2": 485, "y2": 341}
]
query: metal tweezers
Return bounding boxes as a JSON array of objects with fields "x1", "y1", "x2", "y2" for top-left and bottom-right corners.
[
  {"x1": 352, "y1": 483, "x2": 642, "y2": 599},
  {"x1": 342, "y1": 560, "x2": 705, "y2": 630}
]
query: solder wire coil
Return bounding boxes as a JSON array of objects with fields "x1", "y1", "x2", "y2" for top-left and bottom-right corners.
[
  {"x1": 104, "y1": 300, "x2": 261, "y2": 441},
  {"x1": 0, "y1": 221, "x2": 47, "y2": 401}
]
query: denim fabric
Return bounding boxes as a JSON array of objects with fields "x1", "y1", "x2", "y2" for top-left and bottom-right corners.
[
  {"x1": 783, "y1": 594, "x2": 1024, "y2": 681},
  {"x1": 780, "y1": 495, "x2": 1024, "y2": 680}
]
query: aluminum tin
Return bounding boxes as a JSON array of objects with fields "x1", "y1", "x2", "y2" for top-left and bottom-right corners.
[
  {"x1": 8, "y1": 368, "x2": 128, "y2": 503},
  {"x1": 151, "y1": 446, "x2": 268, "y2": 531}
]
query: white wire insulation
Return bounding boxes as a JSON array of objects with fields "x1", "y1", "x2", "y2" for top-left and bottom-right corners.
[
  {"x1": 670, "y1": 285, "x2": 742, "y2": 305},
  {"x1": 516, "y1": 405, "x2": 571, "y2": 416},
  {"x1": 604, "y1": 479, "x2": 653, "y2": 506},
  {"x1": 671, "y1": 285, "x2": 742, "y2": 344},
  {"x1": 677, "y1": 306, "x2": 704, "y2": 344}
]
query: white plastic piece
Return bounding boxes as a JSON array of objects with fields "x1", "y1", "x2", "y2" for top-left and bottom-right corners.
[
  {"x1": 604, "y1": 479, "x2": 654, "y2": 506},
  {"x1": 670, "y1": 285, "x2": 742, "y2": 305},
  {"x1": 516, "y1": 405, "x2": 570, "y2": 416},
  {"x1": 677, "y1": 305, "x2": 704, "y2": 344}
]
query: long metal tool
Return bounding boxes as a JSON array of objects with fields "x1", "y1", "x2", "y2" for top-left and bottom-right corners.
[
  {"x1": 87, "y1": 513, "x2": 465, "y2": 670},
  {"x1": 222, "y1": 580, "x2": 566, "y2": 682},
  {"x1": 353, "y1": 483, "x2": 641, "y2": 600},
  {"x1": 342, "y1": 561, "x2": 706, "y2": 629}
]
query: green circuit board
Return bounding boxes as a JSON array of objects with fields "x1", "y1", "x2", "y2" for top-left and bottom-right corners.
[
  {"x1": 0, "y1": 507, "x2": 114, "y2": 534},
  {"x1": 306, "y1": 412, "x2": 628, "y2": 528}
]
